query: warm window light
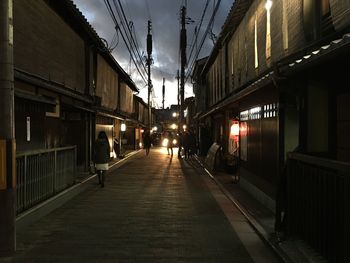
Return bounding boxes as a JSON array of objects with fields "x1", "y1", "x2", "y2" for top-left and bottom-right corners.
[
  {"x1": 254, "y1": 15, "x2": 258, "y2": 69},
  {"x1": 265, "y1": 0, "x2": 273, "y2": 10},
  {"x1": 250, "y1": 107, "x2": 261, "y2": 114},
  {"x1": 265, "y1": 0, "x2": 272, "y2": 60},
  {"x1": 183, "y1": 124, "x2": 187, "y2": 130},
  {"x1": 121, "y1": 123, "x2": 126, "y2": 132},
  {"x1": 171, "y1": 123, "x2": 177, "y2": 130}
]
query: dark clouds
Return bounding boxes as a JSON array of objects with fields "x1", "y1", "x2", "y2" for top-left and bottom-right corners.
[{"x1": 73, "y1": 0, "x2": 233, "y2": 107}]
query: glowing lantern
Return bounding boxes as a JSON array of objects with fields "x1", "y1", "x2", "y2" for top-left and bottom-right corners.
[
  {"x1": 230, "y1": 120, "x2": 240, "y2": 142},
  {"x1": 230, "y1": 121, "x2": 239, "y2": 136}
]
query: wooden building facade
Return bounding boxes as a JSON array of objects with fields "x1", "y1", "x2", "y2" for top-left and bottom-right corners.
[
  {"x1": 11, "y1": 0, "x2": 148, "y2": 214},
  {"x1": 193, "y1": 0, "x2": 350, "y2": 261}
]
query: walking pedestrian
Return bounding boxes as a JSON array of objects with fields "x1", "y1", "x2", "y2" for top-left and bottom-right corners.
[
  {"x1": 94, "y1": 131, "x2": 110, "y2": 188},
  {"x1": 166, "y1": 132, "x2": 174, "y2": 156},
  {"x1": 113, "y1": 137, "x2": 120, "y2": 158},
  {"x1": 183, "y1": 131, "x2": 190, "y2": 159},
  {"x1": 143, "y1": 130, "x2": 152, "y2": 155},
  {"x1": 178, "y1": 132, "x2": 183, "y2": 158}
]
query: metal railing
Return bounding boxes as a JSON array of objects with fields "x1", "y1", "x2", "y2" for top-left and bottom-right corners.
[
  {"x1": 286, "y1": 153, "x2": 350, "y2": 263},
  {"x1": 16, "y1": 146, "x2": 77, "y2": 214}
]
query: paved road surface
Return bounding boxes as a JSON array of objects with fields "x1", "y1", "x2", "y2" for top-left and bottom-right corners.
[{"x1": 2, "y1": 147, "x2": 281, "y2": 263}]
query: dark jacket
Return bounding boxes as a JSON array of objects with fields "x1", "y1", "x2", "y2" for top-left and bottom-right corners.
[
  {"x1": 94, "y1": 138, "x2": 110, "y2": 164},
  {"x1": 143, "y1": 132, "x2": 152, "y2": 148}
]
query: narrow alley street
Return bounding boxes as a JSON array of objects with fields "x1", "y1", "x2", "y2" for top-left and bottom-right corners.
[{"x1": 2, "y1": 148, "x2": 281, "y2": 263}]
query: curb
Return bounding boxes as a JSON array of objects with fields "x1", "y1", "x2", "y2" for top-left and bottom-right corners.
[{"x1": 193, "y1": 155, "x2": 292, "y2": 263}]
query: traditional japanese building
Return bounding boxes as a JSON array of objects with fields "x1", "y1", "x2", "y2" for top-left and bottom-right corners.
[
  {"x1": 193, "y1": 0, "x2": 350, "y2": 261},
  {"x1": 12, "y1": 0, "x2": 145, "y2": 214}
]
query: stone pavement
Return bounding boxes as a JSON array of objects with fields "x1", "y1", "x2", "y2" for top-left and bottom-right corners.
[
  {"x1": 1, "y1": 147, "x2": 281, "y2": 263},
  {"x1": 205, "y1": 163, "x2": 327, "y2": 263}
]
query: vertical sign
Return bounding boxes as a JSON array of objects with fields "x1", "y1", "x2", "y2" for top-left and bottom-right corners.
[{"x1": 26, "y1": 117, "x2": 30, "y2": 141}]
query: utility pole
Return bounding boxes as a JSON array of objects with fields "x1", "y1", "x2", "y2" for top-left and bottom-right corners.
[
  {"x1": 146, "y1": 20, "x2": 152, "y2": 131},
  {"x1": 176, "y1": 70, "x2": 180, "y2": 107},
  {"x1": 176, "y1": 70, "x2": 180, "y2": 131},
  {"x1": 0, "y1": 0, "x2": 16, "y2": 255},
  {"x1": 162, "y1": 78, "x2": 165, "y2": 109},
  {"x1": 180, "y1": 6, "x2": 187, "y2": 128}
]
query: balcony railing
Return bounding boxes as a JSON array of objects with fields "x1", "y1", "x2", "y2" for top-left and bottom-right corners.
[
  {"x1": 286, "y1": 153, "x2": 350, "y2": 263},
  {"x1": 16, "y1": 146, "x2": 77, "y2": 214}
]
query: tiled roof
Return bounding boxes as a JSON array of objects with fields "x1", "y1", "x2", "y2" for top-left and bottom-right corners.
[{"x1": 286, "y1": 33, "x2": 350, "y2": 71}]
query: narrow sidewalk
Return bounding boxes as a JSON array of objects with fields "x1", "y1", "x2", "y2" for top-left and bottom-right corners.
[{"x1": 193, "y1": 155, "x2": 327, "y2": 263}]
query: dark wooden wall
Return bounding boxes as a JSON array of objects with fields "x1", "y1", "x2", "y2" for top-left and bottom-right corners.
[{"x1": 13, "y1": 0, "x2": 86, "y2": 92}]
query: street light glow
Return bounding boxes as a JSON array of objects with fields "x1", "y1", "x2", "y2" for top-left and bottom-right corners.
[
  {"x1": 171, "y1": 123, "x2": 177, "y2": 130},
  {"x1": 172, "y1": 112, "x2": 177, "y2": 117},
  {"x1": 121, "y1": 123, "x2": 126, "y2": 132}
]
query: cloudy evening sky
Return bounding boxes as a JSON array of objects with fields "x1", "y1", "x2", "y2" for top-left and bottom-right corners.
[{"x1": 73, "y1": 0, "x2": 233, "y2": 108}]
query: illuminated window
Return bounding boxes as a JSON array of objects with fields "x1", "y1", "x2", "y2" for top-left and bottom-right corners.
[
  {"x1": 282, "y1": 1, "x2": 289, "y2": 51},
  {"x1": 249, "y1": 106, "x2": 261, "y2": 120},
  {"x1": 240, "y1": 110, "x2": 249, "y2": 121},
  {"x1": 263, "y1": 103, "x2": 278, "y2": 118},
  {"x1": 254, "y1": 14, "x2": 259, "y2": 69},
  {"x1": 265, "y1": 0, "x2": 272, "y2": 60}
]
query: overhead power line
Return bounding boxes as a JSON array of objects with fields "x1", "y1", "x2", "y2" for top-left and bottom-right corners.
[
  {"x1": 185, "y1": 0, "x2": 222, "y2": 83},
  {"x1": 186, "y1": 0, "x2": 210, "y2": 69},
  {"x1": 114, "y1": 0, "x2": 148, "y2": 74},
  {"x1": 103, "y1": 0, "x2": 148, "y2": 85}
]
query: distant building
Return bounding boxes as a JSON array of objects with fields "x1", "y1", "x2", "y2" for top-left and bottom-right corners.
[{"x1": 154, "y1": 105, "x2": 180, "y2": 132}]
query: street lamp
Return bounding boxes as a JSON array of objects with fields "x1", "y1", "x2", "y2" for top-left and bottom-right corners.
[
  {"x1": 172, "y1": 112, "x2": 177, "y2": 118},
  {"x1": 121, "y1": 123, "x2": 126, "y2": 132}
]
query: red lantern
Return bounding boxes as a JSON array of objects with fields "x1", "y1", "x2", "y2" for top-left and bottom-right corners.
[{"x1": 230, "y1": 120, "x2": 239, "y2": 142}]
